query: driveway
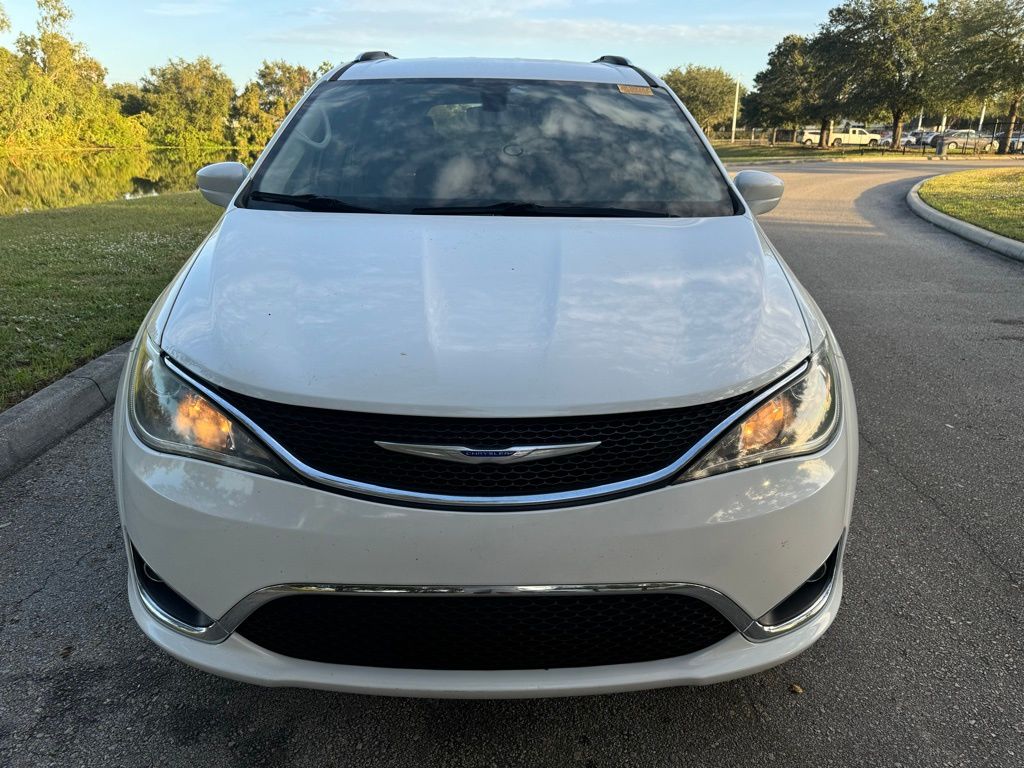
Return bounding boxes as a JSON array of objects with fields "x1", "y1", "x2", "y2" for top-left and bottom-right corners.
[{"x1": 1, "y1": 161, "x2": 1021, "y2": 767}]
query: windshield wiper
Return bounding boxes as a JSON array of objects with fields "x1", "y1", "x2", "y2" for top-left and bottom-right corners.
[
  {"x1": 410, "y1": 201, "x2": 674, "y2": 217},
  {"x1": 246, "y1": 191, "x2": 386, "y2": 214}
]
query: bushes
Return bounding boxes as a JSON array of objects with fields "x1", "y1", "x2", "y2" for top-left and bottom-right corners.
[
  {"x1": 0, "y1": 15, "x2": 147, "y2": 149},
  {"x1": 0, "y1": 2, "x2": 329, "y2": 152}
]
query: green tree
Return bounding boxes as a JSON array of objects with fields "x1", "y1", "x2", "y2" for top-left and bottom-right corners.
[
  {"x1": 662, "y1": 65, "x2": 744, "y2": 134},
  {"x1": 0, "y1": 2, "x2": 18, "y2": 138},
  {"x1": 797, "y1": 30, "x2": 854, "y2": 147},
  {"x1": 0, "y1": 0, "x2": 146, "y2": 148},
  {"x1": 255, "y1": 59, "x2": 316, "y2": 113},
  {"x1": 919, "y1": 0, "x2": 970, "y2": 121},
  {"x1": 232, "y1": 60, "x2": 317, "y2": 151},
  {"x1": 109, "y1": 82, "x2": 145, "y2": 117},
  {"x1": 957, "y1": 0, "x2": 1024, "y2": 153},
  {"x1": 231, "y1": 81, "x2": 277, "y2": 151},
  {"x1": 743, "y1": 35, "x2": 812, "y2": 140},
  {"x1": 140, "y1": 56, "x2": 235, "y2": 147},
  {"x1": 815, "y1": 0, "x2": 940, "y2": 147}
]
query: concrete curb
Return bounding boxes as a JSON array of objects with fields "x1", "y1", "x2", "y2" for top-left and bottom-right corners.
[
  {"x1": 906, "y1": 179, "x2": 1024, "y2": 264},
  {"x1": 0, "y1": 342, "x2": 130, "y2": 480}
]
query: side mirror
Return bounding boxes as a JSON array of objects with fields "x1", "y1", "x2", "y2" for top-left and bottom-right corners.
[
  {"x1": 733, "y1": 170, "x2": 784, "y2": 216},
  {"x1": 196, "y1": 162, "x2": 248, "y2": 207}
]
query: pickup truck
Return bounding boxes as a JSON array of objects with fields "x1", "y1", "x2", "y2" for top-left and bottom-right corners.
[{"x1": 799, "y1": 127, "x2": 882, "y2": 147}]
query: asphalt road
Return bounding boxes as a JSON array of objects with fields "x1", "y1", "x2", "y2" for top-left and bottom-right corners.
[{"x1": 2, "y1": 160, "x2": 1022, "y2": 768}]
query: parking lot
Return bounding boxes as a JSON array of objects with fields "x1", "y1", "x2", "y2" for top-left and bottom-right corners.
[{"x1": 1, "y1": 160, "x2": 1022, "y2": 767}]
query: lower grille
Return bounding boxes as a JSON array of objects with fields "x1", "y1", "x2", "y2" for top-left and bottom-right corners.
[{"x1": 236, "y1": 593, "x2": 735, "y2": 670}]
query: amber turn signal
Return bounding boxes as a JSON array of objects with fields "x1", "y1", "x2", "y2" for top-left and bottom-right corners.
[
  {"x1": 739, "y1": 395, "x2": 790, "y2": 453},
  {"x1": 173, "y1": 393, "x2": 234, "y2": 451}
]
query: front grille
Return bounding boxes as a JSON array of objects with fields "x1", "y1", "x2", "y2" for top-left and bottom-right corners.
[
  {"x1": 236, "y1": 593, "x2": 735, "y2": 670},
  {"x1": 216, "y1": 387, "x2": 757, "y2": 498}
]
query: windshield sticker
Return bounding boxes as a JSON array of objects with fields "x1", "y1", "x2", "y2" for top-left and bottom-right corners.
[{"x1": 617, "y1": 84, "x2": 654, "y2": 96}]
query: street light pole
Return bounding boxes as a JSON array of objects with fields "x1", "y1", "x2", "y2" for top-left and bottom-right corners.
[
  {"x1": 730, "y1": 80, "x2": 739, "y2": 143},
  {"x1": 978, "y1": 101, "x2": 987, "y2": 132}
]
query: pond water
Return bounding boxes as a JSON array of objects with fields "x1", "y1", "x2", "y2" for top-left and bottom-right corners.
[{"x1": 0, "y1": 148, "x2": 260, "y2": 216}]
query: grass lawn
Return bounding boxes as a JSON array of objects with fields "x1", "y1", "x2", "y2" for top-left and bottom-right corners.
[
  {"x1": 0, "y1": 192, "x2": 221, "y2": 410},
  {"x1": 712, "y1": 144, "x2": 813, "y2": 161},
  {"x1": 712, "y1": 143, "x2": 915, "y2": 163},
  {"x1": 919, "y1": 168, "x2": 1024, "y2": 243}
]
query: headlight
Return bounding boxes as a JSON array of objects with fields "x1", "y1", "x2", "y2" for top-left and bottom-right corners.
[
  {"x1": 128, "y1": 338, "x2": 285, "y2": 476},
  {"x1": 676, "y1": 343, "x2": 840, "y2": 482}
]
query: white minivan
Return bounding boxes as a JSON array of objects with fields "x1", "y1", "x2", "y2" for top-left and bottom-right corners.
[{"x1": 114, "y1": 53, "x2": 857, "y2": 698}]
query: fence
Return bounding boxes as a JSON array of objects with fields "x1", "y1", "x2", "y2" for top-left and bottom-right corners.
[
  {"x1": 708, "y1": 120, "x2": 1023, "y2": 154},
  {"x1": 706, "y1": 127, "x2": 796, "y2": 145}
]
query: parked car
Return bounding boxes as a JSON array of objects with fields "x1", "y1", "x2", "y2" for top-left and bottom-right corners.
[
  {"x1": 995, "y1": 131, "x2": 1024, "y2": 151},
  {"x1": 796, "y1": 128, "x2": 820, "y2": 146},
  {"x1": 939, "y1": 130, "x2": 998, "y2": 152},
  {"x1": 880, "y1": 130, "x2": 920, "y2": 147},
  {"x1": 800, "y1": 127, "x2": 881, "y2": 147},
  {"x1": 921, "y1": 131, "x2": 942, "y2": 147},
  {"x1": 114, "y1": 53, "x2": 858, "y2": 698}
]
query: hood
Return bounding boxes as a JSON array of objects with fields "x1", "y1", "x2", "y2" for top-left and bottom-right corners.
[{"x1": 160, "y1": 209, "x2": 809, "y2": 417}]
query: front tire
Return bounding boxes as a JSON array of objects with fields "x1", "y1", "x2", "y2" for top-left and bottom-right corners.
[
  {"x1": 868, "y1": 139, "x2": 879, "y2": 147},
  {"x1": 804, "y1": 139, "x2": 815, "y2": 147}
]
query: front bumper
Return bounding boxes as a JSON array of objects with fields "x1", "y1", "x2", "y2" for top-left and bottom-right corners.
[
  {"x1": 114, "y1": 355, "x2": 857, "y2": 697},
  {"x1": 127, "y1": 559, "x2": 843, "y2": 698}
]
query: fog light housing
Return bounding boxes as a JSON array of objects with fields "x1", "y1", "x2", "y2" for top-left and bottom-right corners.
[
  {"x1": 131, "y1": 544, "x2": 213, "y2": 629},
  {"x1": 758, "y1": 536, "x2": 842, "y2": 630}
]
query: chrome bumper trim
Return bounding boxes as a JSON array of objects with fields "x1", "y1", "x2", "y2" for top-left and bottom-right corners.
[{"x1": 130, "y1": 532, "x2": 846, "y2": 649}]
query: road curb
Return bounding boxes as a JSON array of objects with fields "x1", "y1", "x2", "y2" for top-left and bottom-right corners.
[
  {"x1": 0, "y1": 342, "x2": 130, "y2": 481},
  {"x1": 906, "y1": 179, "x2": 1024, "y2": 264}
]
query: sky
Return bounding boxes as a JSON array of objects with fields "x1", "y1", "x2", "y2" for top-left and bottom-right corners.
[{"x1": 0, "y1": 0, "x2": 835, "y2": 88}]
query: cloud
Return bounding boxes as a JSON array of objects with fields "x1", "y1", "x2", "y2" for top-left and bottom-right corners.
[
  {"x1": 263, "y1": 2, "x2": 777, "y2": 51},
  {"x1": 146, "y1": 1, "x2": 230, "y2": 17}
]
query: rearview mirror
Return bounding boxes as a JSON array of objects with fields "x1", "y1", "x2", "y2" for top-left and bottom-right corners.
[
  {"x1": 733, "y1": 170, "x2": 784, "y2": 216},
  {"x1": 196, "y1": 162, "x2": 248, "y2": 207}
]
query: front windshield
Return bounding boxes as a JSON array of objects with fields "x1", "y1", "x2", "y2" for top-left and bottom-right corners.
[{"x1": 243, "y1": 78, "x2": 736, "y2": 217}]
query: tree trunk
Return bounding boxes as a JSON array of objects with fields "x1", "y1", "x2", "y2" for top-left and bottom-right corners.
[
  {"x1": 998, "y1": 95, "x2": 1020, "y2": 155},
  {"x1": 891, "y1": 110, "x2": 904, "y2": 151},
  {"x1": 770, "y1": 127, "x2": 777, "y2": 145},
  {"x1": 818, "y1": 118, "x2": 830, "y2": 148}
]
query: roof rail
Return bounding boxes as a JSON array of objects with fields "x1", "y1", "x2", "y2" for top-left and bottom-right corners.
[
  {"x1": 592, "y1": 55, "x2": 659, "y2": 89},
  {"x1": 593, "y1": 55, "x2": 632, "y2": 66},
  {"x1": 355, "y1": 51, "x2": 396, "y2": 62},
  {"x1": 329, "y1": 51, "x2": 397, "y2": 81}
]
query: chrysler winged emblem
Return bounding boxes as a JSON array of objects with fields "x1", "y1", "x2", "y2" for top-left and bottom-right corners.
[{"x1": 374, "y1": 441, "x2": 601, "y2": 464}]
